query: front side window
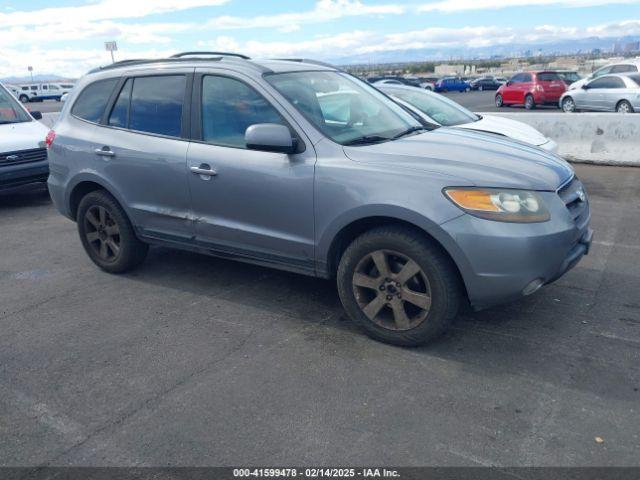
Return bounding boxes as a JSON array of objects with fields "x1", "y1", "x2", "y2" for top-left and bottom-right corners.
[
  {"x1": 201, "y1": 76, "x2": 284, "y2": 148},
  {"x1": 510, "y1": 74, "x2": 524, "y2": 84},
  {"x1": 71, "y1": 78, "x2": 119, "y2": 123},
  {"x1": 589, "y1": 77, "x2": 618, "y2": 89},
  {"x1": 0, "y1": 86, "x2": 31, "y2": 124},
  {"x1": 386, "y1": 88, "x2": 478, "y2": 126},
  {"x1": 266, "y1": 71, "x2": 421, "y2": 145},
  {"x1": 593, "y1": 67, "x2": 611, "y2": 78},
  {"x1": 129, "y1": 75, "x2": 185, "y2": 137},
  {"x1": 31, "y1": 86, "x2": 38, "y2": 91}
]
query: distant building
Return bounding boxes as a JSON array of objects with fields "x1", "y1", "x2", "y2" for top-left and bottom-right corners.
[{"x1": 624, "y1": 41, "x2": 640, "y2": 53}]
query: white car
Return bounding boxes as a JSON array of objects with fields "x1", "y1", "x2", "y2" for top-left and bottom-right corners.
[
  {"x1": 569, "y1": 61, "x2": 640, "y2": 90},
  {"x1": 379, "y1": 84, "x2": 558, "y2": 152},
  {"x1": 0, "y1": 83, "x2": 50, "y2": 190}
]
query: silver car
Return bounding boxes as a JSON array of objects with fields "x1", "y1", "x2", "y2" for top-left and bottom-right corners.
[
  {"x1": 560, "y1": 74, "x2": 640, "y2": 113},
  {"x1": 47, "y1": 53, "x2": 592, "y2": 346}
]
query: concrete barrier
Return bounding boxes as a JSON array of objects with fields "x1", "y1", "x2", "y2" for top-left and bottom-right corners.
[{"x1": 479, "y1": 112, "x2": 640, "y2": 166}]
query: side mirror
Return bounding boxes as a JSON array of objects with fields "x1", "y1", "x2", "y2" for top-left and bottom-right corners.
[
  {"x1": 506, "y1": 81, "x2": 511, "y2": 86},
  {"x1": 245, "y1": 123, "x2": 296, "y2": 154},
  {"x1": 30, "y1": 111, "x2": 43, "y2": 120},
  {"x1": 581, "y1": 84, "x2": 589, "y2": 90}
]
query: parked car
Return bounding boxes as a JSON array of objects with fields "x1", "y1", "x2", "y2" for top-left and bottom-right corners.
[
  {"x1": 367, "y1": 76, "x2": 421, "y2": 87},
  {"x1": 379, "y1": 85, "x2": 558, "y2": 152},
  {"x1": 494, "y1": 77, "x2": 508, "y2": 85},
  {"x1": 469, "y1": 77, "x2": 503, "y2": 91},
  {"x1": 495, "y1": 71, "x2": 566, "y2": 109},
  {"x1": 17, "y1": 83, "x2": 65, "y2": 103},
  {"x1": 560, "y1": 74, "x2": 640, "y2": 113},
  {"x1": 0, "y1": 83, "x2": 49, "y2": 190},
  {"x1": 556, "y1": 70, "x2": 581, "y2": 85},
  {"x1": 47, "y1": 53, "x2": 591, "y2": 346},
  {"x1": 419, "y1": 81, "x2": 435, "y2": 91},
  {"x1": 434, "y1": 77, "x2": 471, "y2": 93},
  {"x1": 373, "y1": 79, "x2": 405, "y2": 86},
  {"x1": 569, "y1": 61, "x2": 640, "y2": 90}
]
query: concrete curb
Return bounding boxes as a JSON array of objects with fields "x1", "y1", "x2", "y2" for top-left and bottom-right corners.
[{"x1": 479, "y1": 112, "x2": 640, "y2": 167}]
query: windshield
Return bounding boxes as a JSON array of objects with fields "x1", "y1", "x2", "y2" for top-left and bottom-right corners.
[
  {"x1": 384, "y1": 87, "x2": 479, "y2": 126},
  {"x1": 0, "y1": 85, "x2": 31, "y2": 124},
  {"x1": 265, "y1": 71, "x2": 422, "y2": 145}
]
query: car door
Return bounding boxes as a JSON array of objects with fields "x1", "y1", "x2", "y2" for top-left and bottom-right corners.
[
  {"x1": 582, "y1": 77, "x2": 610, "y2": 111},
  {"x1": 503, "y1": 74, "x2": 522, "y2": 103},
  {"x1": 600, "y1": 77, "x2": 626, "y2": 111},
  {"x1": 186, "y1": 71, "x2": 316, "y2": 273},
  {"x1": 91, "y1": 73, "x2": 194, "y2": 241},
  {"x1": 516, "y1": 73, "x2": 533, "y2": 104}
]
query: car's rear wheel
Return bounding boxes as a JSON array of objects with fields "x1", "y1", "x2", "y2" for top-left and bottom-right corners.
[
  {"x1": 77, "y1": 190, "x2": 148, "y2": 273},
  {"x1": 562, "y1": 96, "x2": 576, "y2": 113},
  {"x1": 524, "y1": 94, "x2": 535, "y2": 110},
  {"x1": 495, "y1": 94, "x2": 504, "y2": 107},
  {"x1": 337, "y1": 226, "x2": 461, "y2": 347},
  {"x1": 616, "y1": 100, "x2": 633, "y2": 113}
]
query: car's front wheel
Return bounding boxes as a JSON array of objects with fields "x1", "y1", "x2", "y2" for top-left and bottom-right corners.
[
  {"x1": 337, "y1": 226, "x2": 461, "y2": 347},
  {"x1": 562, "y1": 96, "x2": 576, "y2": 113},
  {"x1": 495, "y1": 94, "x2": 504, "y2": 107},
  {"x1": 77, "y1": 190, "x2": 148, "y2": 273}
]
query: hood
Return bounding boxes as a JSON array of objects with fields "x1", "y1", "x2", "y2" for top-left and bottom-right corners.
[
  {"x1": 455, "y1": 115, "x2": 548, "y2": 147},
  {"x1": 0, "y1": 120, "x2": 49, "y2": 152},
  {"x1": 343, "y1": 127, "x2": 573, "y2": 191}
]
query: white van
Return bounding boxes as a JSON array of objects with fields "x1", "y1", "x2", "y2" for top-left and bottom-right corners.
[{"x1": 16, "y1": 83, "x2": 70, "y2": 103}]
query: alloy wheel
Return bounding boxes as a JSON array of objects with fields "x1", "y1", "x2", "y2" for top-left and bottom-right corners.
[
  {"x1": 562, "y1": 98, "x2": 575, "y2": 113},
  {"x1": 352, "y1": 249, "x2": 432, "y2": 331},
  {"x1": 617, "y1": 101, "x2": 632, "y2": 113},
  {"x1": 84, "y1": 205, "x2": 121, "y2": 262}
]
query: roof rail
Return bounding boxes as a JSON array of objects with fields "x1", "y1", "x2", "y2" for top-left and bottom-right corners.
[
  {"x1": 274, "y1": 58, "x2": 339, "y2": 70},
  {"x1": 170, "y1": 51, "x2": 250, "y2": 60}
]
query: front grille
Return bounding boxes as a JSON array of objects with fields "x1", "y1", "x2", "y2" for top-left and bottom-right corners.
[
  {"x1": 0, "y1": 148, "x2": 47, "y2": 167},
  {"x1": 558, "y1": 176, "x2": 588, "y2": 226}
]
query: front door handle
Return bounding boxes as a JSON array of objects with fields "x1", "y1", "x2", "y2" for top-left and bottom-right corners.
[
  {"x1": 95, "y1": 147, "x2": 115, "y2": 157},
  {"x1": 190, "y1": 165, "x2": 217, "y2": 177}
]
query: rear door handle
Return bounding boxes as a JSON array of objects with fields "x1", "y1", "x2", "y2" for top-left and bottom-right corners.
[
  {"x1": 95, "y1": 147, "x2": 115, "y2": 157},
  {"x1": 190, "y1": 166, "x2": 217, "y2": 176}
]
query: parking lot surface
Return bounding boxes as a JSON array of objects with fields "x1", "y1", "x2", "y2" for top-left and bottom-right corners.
[{"x1": 1, "y1": 164, "x2": 639, "y2": 466}]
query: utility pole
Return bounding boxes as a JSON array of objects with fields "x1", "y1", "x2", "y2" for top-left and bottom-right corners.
[{"x1": 28, "y1": 66, "x2": 33, "y2": 82}]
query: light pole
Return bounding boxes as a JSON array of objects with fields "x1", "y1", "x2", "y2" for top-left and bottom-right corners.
[{"x1": 28, "y1": 66, "x2": 33, "y2": 82}]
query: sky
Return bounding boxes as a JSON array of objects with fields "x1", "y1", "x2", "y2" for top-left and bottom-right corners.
[{"x1": 0, "y1": 0, "x2": 639, "y2": 78}]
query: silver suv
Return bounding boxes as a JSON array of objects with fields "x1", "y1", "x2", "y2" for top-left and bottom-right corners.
[{"x1": 47, "y1": 52, "x2": 593, "y2": 346}]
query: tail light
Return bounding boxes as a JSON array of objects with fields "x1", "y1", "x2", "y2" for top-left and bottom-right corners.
[{"x1": 45, "y1": 130, "x2": 56, "y2": 148}]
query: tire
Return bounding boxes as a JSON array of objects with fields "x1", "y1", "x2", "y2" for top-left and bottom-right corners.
[
  {"x1": 337, "y1": 226, "x2": 461, "y2": 347},
  {"x1": 495, "y1": 94, "x2": 504, "y2": 107},
  {"x1": 616, "y1": 100, "x2": 634, "y2": 113},
  {"x1": 465, "y1": 87, "x2": 471, "y2": 92},
  {"x1": 77, "y1": 190, "x2": 148, "y2": 273},
  {"x1": 478, "y1": 85, "x2": 484, "y2": 91},
  {"x1": 561, "y1": 96, "x2": 576, "y2": 113},
  {"x1": 524, "y1": 94, "x2": 535, "y2": 110},
  {"x1": 19, "y1": 95, "x2": 29, "y2": 103}
]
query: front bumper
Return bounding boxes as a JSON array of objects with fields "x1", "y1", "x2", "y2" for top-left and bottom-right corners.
[
  {"x1": 0, "y1": 160, "x2": 49, "y2": 190},
  {"x1": 440, "y1": 181, "x2": 591, "y2": 309}
]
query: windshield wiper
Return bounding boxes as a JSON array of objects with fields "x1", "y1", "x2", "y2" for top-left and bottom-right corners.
[
  {"x1": 343, "y1": 135, "x2": 391, "y2": 146},
  {"x1": 392, "y1": 126, "x2": 430, "y2": 140}
]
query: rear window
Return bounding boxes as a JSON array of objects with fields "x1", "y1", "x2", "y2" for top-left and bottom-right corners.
[
  {"x1": 537, "y1": 73, "x2": 561, "y2": 82},
  {"x1": 71, "y1": 78, "x2": 119, "y2": 123},
  {"x1": 129, "y1": 75, "x2": 185, "y2": 137}
]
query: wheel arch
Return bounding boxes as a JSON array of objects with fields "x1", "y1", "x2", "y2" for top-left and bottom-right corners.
[
  {"x1": 66, "y1": 174, "x2": 129, "y2": 222},
  {"x1": 320, "y1": 209, "x2": 470, "y2": 300}
]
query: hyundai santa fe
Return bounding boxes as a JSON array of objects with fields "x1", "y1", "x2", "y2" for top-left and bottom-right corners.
[{"x1": 47, "y1": 53, "x2": 593, "y2": 346}]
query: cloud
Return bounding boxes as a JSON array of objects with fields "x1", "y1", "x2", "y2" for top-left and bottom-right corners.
[
  {"x1": 0, "y1": 0, "x2": 229, "y2": 27},
  {"x1": 418, "y1": 0, "x2": 639, "y2": 13},
  {"x1": 205, "y1": 0, "x2": 405, "y2": 30}
]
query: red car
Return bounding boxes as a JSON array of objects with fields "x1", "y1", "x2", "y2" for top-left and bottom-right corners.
[{"x1": 495, "y1": 71, "x2": 566, "y2": 109}]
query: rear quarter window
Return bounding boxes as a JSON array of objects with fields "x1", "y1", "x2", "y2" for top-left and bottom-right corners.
[{"x1": 71, "y1": 78, "x2": 119, "y2": 123}]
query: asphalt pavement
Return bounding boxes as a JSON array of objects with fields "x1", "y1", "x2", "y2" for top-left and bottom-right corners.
[{"x1": 1, "y1": 164, "x2": 639, "y2": 466}]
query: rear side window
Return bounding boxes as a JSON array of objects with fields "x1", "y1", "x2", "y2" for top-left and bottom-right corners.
[
  {"x1": 108, "y1": 79, "x2": 132, "y2": 128},
  {"x1": 201, "y1": 75, "x2": 284, "y2": 148},
  {"x1": 72, "y1": 78, "x2": 119, "y2": 123},
  {"x1": 129, "y1": 75, "x2": 185, "y2": 137},
  {"x1": 537, "y1": 73, "x2": 560, "y2": 82}
]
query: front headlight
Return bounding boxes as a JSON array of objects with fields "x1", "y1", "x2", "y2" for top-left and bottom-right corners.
[{"x1": 444, "y1": 188, "x2": 550, "y2": 223}]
